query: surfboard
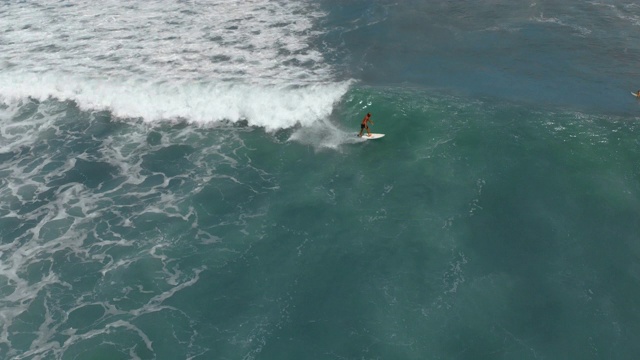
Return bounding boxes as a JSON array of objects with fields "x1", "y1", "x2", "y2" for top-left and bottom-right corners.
[
  {"x1": 358, "y1": 133, "x2": 385, "y2": 139},
  {"x1": 632, "y1": 91, "x2": 639, "y2": 97}
]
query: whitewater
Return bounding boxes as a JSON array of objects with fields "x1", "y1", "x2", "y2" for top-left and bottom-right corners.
[{"x1": 0, "y1": 0, "x2": 351, "y2": 130}]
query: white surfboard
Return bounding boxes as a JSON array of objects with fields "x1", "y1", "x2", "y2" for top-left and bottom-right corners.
[
  {"x1": 632, "y1": 91, "x2": 639, "y2": 97},
  {"x1": 358, "y1": 133, "x2": 385, "y2": 139}
]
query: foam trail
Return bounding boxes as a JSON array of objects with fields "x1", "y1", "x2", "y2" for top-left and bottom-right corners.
[{"x1": 288, "y1": 115, "x2": 365, "y2": 150}]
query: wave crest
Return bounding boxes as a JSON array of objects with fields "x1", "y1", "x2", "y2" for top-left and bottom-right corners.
[{"x1": 0, "y1": 72, "x2": 353, "y2": 131}]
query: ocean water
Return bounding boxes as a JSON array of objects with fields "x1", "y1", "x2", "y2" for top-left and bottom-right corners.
[{"x1": 2, "y1": 1, "x2": 640, "y2": 359}]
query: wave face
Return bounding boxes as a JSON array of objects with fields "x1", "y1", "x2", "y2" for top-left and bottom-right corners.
[{"x1": 0, "y1": 0, "x2": 350, "y2": 129}]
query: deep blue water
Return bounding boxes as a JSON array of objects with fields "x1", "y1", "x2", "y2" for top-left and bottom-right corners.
[{"x1": 2, "y1": 1, "x2": 640, "y2": 359}]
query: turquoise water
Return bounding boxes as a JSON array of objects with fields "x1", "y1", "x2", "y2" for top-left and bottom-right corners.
[{"x1": 2, "y1": 1, "x2": 640, "y2": 359}]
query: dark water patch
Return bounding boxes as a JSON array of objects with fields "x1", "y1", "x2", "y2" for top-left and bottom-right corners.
[
  {"x1": 97, "y1": 174, "x2": 128, "y2": 193},
  {"x1": 48, "y1": 158, "x2": 119, "y2": 189},
  {"x1": 87, "y1": 110, "x2": 117, "y2": 139},
  {"x1": 6, "y1": 292, "x2": 47, "y2": 350},
  {"x1": 50, "y1": 251, "x2": 105, "y2": 292},
  {"x1": 11, "y1": 99, "x2": 40, "y2": 122},
  {"x1": 37, "y1": 218, "x2": 74, "y2": 242},
  {"x1": 0, "y1": 151, "x2": 17, "y2": 164},
  {"x1": 0, "y1": 273, "x2": 16, "y2": 298},
  {"x1": 13, "y1": 186, "x2": 57, "y2": 214},
  {"x1": 66, "y1": 304, "x2": 105, "y2": 330},
  {"x1": 146, "y1": 131, "x2": 162, "y2": 146},
  {"x1": 141, "y1": 144, "x2": 195, "y2": 177},
  {"x1": 136, "y1": 173, "x2": 166, "y2": 189}
]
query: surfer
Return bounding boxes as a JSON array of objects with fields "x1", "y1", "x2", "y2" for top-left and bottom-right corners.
[
  {"x1": 358, "y1": 113, "x2": 374, "y2": 137},
  {"x1": 636, "y1": 90, "x2": 640, "y2": 98}
]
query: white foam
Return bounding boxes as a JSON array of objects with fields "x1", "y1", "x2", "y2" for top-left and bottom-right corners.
[
  {"x1": 0, "y1": 0, "x2": 352, "y2": 130},
  {"x1": 531, "y1": 13, "x2": 592, "y2": 36},
  {"x1": 0, "y1": 0, "x2": 330, "y2": 82},
  {"x1": 0, "y1": 72, "x2": 351, "y2": 132},
  {"x1": 288, "y1": 115, "x2": 364, "y2": 150},
  {"x1": 0, "y1": 97, "x2": 273, "y2": 358}
]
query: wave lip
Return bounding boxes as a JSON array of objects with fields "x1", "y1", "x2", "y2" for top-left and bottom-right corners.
[{"x1": 0, "y1": 72, "x2": 353, "y2": 131}]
